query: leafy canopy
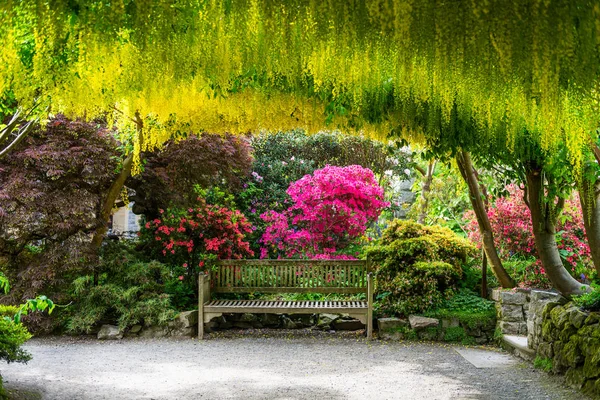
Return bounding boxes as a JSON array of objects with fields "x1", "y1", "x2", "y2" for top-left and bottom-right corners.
[{"x1": 2, "y1": 1, "x2": 599, "y2": 171}]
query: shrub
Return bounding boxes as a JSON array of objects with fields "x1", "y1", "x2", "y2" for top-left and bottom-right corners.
[
  {"x1": 367, "y1": 220, "x2": 476, "y2": 316},
  {"x1": 464, "y1": 185, "x2": 592, "y2": 286},
  {"x1": 140, "y1": 198, "x2": 254, "y2": 287},
  {"x1": 65, "y1": 243, "x2": 177, "y2": 333},
  {"x1": 572, "y1": 284, "x2": 600, "y2": 311},
  {"x1": 260, "y1": 165, "x2": 388, "y2": 259},
  {"x1": 534, "y1": 356, "x2": 553, "y2": 373},
  {"x1": 127, "y1": 133, "x2": 253, "y2": 219}
]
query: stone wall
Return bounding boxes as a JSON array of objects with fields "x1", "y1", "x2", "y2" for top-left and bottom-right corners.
[
  {"x1": 533, "y1": 302, "x2": 600, "y2": 396},
  {"x1": 378, "y1": 314, "x2": 495, "y2": 344},
  {"x1": 492, "y1": 289, "x2": 530, "y2": 335},
  {"x1": 492, "y1": 288, "x2": 600, "y2": 397}
]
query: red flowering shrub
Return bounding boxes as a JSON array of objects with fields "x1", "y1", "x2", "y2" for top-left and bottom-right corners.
[
  {"x1": 260, "y1": 165, "x2": 388, "y2": 259},
  {"x1": 465, "y1": 185, "x2": 592, "y2": 287},
  {"x1": 141, "y1": 198, "x2": 254, "y2": 284}
]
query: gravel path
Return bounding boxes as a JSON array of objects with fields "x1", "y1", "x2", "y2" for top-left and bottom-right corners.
[{"x1": 1, "y1": 331, "x2": 585, "y2": 400}]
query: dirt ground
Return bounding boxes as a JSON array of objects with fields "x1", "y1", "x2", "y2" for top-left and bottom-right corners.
[{"x1": 1, "y1": 331, "x2": 585, "y2": 400}]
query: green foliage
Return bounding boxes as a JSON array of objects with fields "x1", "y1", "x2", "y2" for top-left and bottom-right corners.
[
  {"x1": 0, "y1": 318, "x2": 31, "y2": 364},
  {"x1": 368, "y1": 220, "x2": 475, "y2": 316},
  {"x1": 533, "y1": 356, "x2": 553, "y2": 373},
  {"x1": 425, "y1": 290, "x2": 496, "y2": 330},
  {"x1": 65, "y1": 243, "x2": 177, "y2": 333},
  {"x1": 572, "y1": 284, "x2": 600, "y2": 311}
]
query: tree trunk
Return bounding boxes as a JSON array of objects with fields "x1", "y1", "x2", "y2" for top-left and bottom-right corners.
[
  {"x1": 90, "y1": 115, "x2": 142, "y2": 283},
  {"x1": 580, "y1": 145, "x2": 600, "y2": 275},
  {"x1": 525, "y1": 165, "x2": 588, "y2": 296},
  {"x1": 456, "y1": 150, "x2": 515, "y2": 288},
  {"x1": 417, "y1": 160, "x2": 437, "y2": 225}
]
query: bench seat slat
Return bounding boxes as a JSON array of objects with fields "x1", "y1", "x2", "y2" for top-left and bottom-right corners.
[{"x1": 205, "y1": 299, "x2": 367, "y2": 315}]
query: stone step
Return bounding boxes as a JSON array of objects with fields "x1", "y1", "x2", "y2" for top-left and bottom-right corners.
[{"x1": 502, "y1": 334, "x2": 535, "y2": 361}]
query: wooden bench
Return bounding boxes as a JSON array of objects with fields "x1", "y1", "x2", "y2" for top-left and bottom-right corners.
[{"x1": 198, "y1": 259, "x2": 373, "y2": 339}]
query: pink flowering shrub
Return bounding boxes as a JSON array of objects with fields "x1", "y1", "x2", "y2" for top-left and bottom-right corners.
[
  {"x1": 141, "y1": 198, "x2": 254, "y2": 283},
  {"x1": 260, "y1": 165, "x2": 389, "y2": 259},
  {"x1": 465, "y1": 185, "x2": 592, "y2": 287}
]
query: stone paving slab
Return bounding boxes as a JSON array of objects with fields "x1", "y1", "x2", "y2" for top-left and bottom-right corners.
[{"x1": 454, "y1": 347, "x2": 519, "y2": 369}]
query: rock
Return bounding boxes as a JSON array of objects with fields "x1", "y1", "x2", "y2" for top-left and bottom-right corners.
[
  {"x1": 568, "y1": 308, "x2": 588, "y2": 329},
  {"x1": 129, "y1": 325, "x2": 142, "y2": 334},
  {"x1": 475, "y1": 337, "x2": 489, "y2": 345},
  {"x1": 409, "y1": 315, "x2": 439, "y2": 330},
  {"x1": 491, "y1": 289, "x2": 502, "y2": 302},
  {"x1": 441, "y1": 318, "x2": 460, "y2": 329},
  {"x1": 565, "y1": 367, "x2": 587, "y2": 389},
  {"x1": 585, "y1": 313, "x2": 600, "y2": 326},
  {"x1": 530, "y1": 290, "x2": 565, "y2": 304},
  {"x1": 205, "y1": 320, "x2": 219, "y2": 332},
  {"x1": 377, "y1": 317, "x2": 408, "y2": 332},
  {"x1": 379, "y1": 330, "x2": 405, "y2": 341},
  {"x1": 499, "y1": 321, "x2": 522, "y2": 335},
  {"x1": 139, "y1": 326, "x2": 169, "y2": 338},
  {"x1": 500, "y1": 291, "x2": 527, "y2": 305},
  {"x1": 239, "y1": 313, "x2": 257, "y2": 322},
  {"x1": 550, "y1": 306, "x2": 570, "y2": 330},
  {"x1": 538, "y1": 343, "x2": 554, "y2": 358},
  {"x1": 542, "y1": 320, "x2": 559, "y2": 341},
  {"x1": 559, "y1": 340, "x2": 583, "y2": 368},
  {"x1": 281, "y1": 316, "x2": 300, "y2": 329},
  {"x1": 174, "y1": 310, "x2": 198, "y2": 328},
  {"x1": 291, "y1": 314, "x2": 314, "y2": 327},
  {"x1": 417, "y1": 327, "x2": 440, "y2": 341},
  {"x1": 317, "y1": 313, "x2": 339, "y2": 328},
  {"x1": 232, "y1": 321, "x2": 253, "y2": 329},
  {"x1": 582, "y1": 378, "x2": 600, "y2": 398},
  {"x1": 97, "y1": 325, "x2": 122, "y2": 340},
  {"x1": 171, "y1": 327, "x2": 195, "y2": 337},
  {"x1": 332, "y1": 319, "x2": 364, "y2": 331},
  {"x1": 541, "y1": 302, "x2": 561, "y2": 318},
  {"x1": 258, "y1": 313, "x2": 281, "y2": 327},
  {"x1": 500, "y1": 304, "x2": 525, "y2": 322}
]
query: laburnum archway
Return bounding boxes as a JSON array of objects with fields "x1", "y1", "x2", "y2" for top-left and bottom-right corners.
[{"x1": 2, "y1": 0, "x2": 599, "y2": 295}]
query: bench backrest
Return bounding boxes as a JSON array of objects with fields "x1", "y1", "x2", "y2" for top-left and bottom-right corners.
[{"x1": 212, "y1": 259, "x2": 370, "y2": 294}]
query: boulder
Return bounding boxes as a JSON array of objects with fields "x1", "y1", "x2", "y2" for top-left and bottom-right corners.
[
  {"x1": 129, "y1": 325, "x2": 142, "y2": 334},
  {"x1": 97, "y1": 325, "x2": 122, "y2": 340},
  {"x1": 332, "y1": 319, "x2": 364, "y2": 331},
  {"x1": 281, "y1": 316, "x2": 300, "y2": 329},
  {"x1": 441, "y1": 318, "x2": 459, "y2": 329},
  {"x1": 174, "y1": 310, "x2": 198, "y2": 328},
  {"x1": 171, "y1": 327, "x2": 195, "y2": 337},
  {"x1": 139, "y1": 326, "x2": 169, "y2": 338},
  {"x1": 258, "y1": 313, "x2": 281, "y2": 327},
  {"x1": 408, "y1": 315, "x2": 439, "y2": 330},
  {"x1": 317, "y1": 313, "x2": 339, "y2": 328},
  {"x1": 377, "y1": 317, "x2": 408, "y2": 332},
  {"x1": 565, "y1": 367, "x2": 587, "y2": 390},
  {"x1": 238, "y1": 313, "x2": 257, "y2": 322},
  {"x1": 291, "y1": 314, "x2": 315, "y2": 327},
  {"x1": 232, "y1": 321, "x2": 253, "y2": 329}
]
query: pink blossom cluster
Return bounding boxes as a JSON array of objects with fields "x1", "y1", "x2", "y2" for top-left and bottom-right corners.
[
  {"x1": 260, "y1": 165, "x2": 388, "y2": 259},
  {"x1": 465, "y1": 185, "x2": 591, "y2": 274}
]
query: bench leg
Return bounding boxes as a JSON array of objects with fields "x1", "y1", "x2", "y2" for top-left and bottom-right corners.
[
  {"x1": 367, "y1": 272, "x2": 374, "y2": 340},
  {"x1": 198, "y1": 273, "x2": 204, "y2": 340}
]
